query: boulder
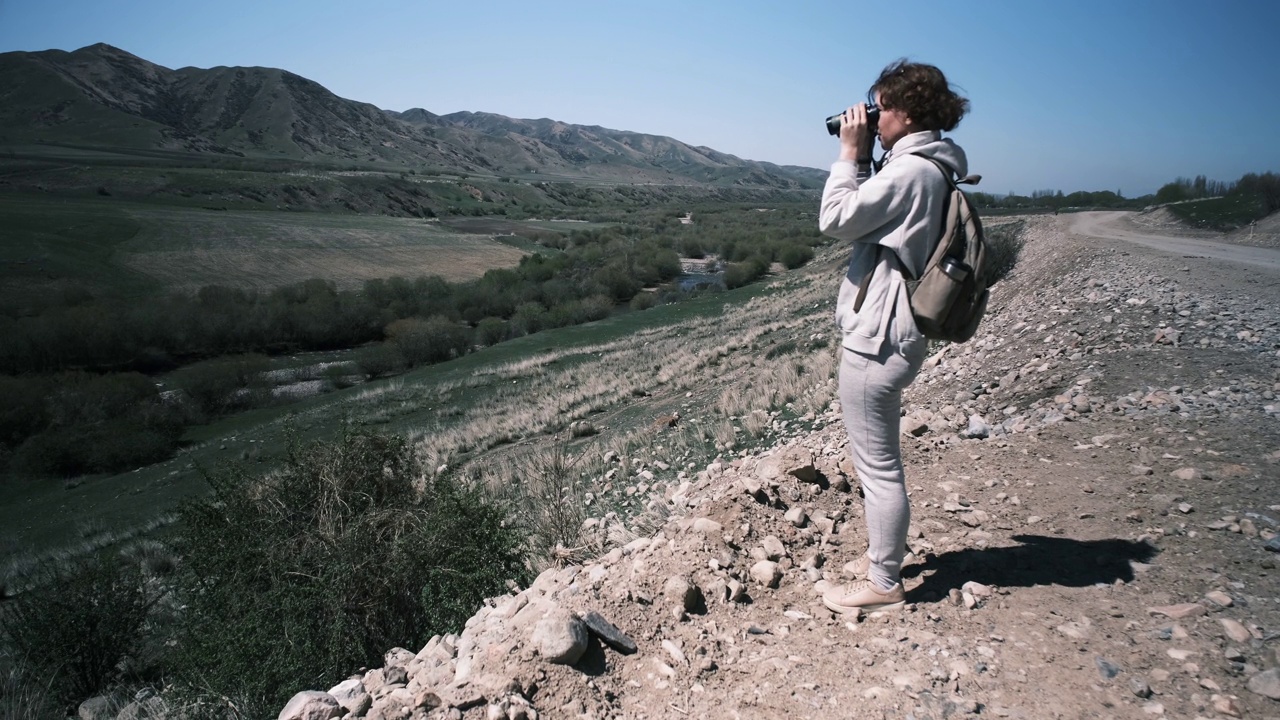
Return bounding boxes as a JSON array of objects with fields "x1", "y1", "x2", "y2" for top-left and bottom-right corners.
[
  {"x1": 277, "y1": 691, "x2": 343, "y2": 720},
  {"x1": 327, "y1": 678, "x2": 373, "y2": 716}
]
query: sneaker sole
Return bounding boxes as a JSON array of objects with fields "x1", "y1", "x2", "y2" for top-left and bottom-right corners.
[{"x1": 823, "y1": 596, "x2": 906, "y2": 614}]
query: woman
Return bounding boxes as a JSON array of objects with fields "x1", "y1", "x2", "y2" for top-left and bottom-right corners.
[{"x1": 818, "y1": 59, "x2": 970, "y2": 613}]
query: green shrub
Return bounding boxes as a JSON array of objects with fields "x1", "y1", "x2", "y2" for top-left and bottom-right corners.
[
  {"x1": 723, "y1": 257, "x2": 769, "y2": 289},
  {"x1": 9, "y1": 372, "x2": 186, "y2": 477},
  {"x1": 778, "y1": 243, "x2": 814, "y2": 269},
  {"x1": 170, "y1": 429, "x2": 528, "y2": 709},
  {"x1": 0, "y1": 555, "x2": 157, "y2": 705},
  {"x1": 355, "y1": 343, "x2": 407, "y2": 378},
  {"x1": 629, "y1": 292, "x2": 660, "y2": 311},
  {"x1": 172, "y1": 354, "x2": 271, "y2": 418},
  {"x1": 386, "y1": 316, "x2": 471, "y2": 367},
  {"x1": 475, "y1": 317, "x2": 509, "y2": 347}
]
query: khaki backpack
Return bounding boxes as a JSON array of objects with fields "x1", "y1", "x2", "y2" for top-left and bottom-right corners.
[{"x1": 855, "y1": 154, "x2": 991, "y2": 343}]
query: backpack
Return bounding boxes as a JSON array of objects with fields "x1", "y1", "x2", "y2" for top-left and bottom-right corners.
[{"x1": 854, "y1": 153, "x2": 992, "y2": 344}]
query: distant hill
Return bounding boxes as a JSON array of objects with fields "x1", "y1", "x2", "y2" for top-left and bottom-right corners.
[{"x1": 0, "y1": 44, "x2": 821, "y2": 189}]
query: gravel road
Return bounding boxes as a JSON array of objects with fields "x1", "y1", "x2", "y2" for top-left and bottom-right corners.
[{"x1": 1070, "y1": 211, "x2": 1280, "y2": 274}]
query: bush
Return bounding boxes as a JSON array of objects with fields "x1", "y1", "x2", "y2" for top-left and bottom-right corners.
[
  {"x1": 0, "y1": 555, "x2": 157, "y2": 705},
  {"x1": 475, "y1": 317, "x2": 509, "y2": 347},
  {"x1": 9, "y1": 372, "x2": 187, "y2": 477},
  {"x1": 985, "y1": 220, "x2": 1026, "y2": 284},
  {"x1": 778, "y1": 243, "x2": 814, "y2": 270},
  {"x1": 723, "y1": 257, "x2": 769, "y2": 289},
  {"x1": 172, "y1": 354, "x2": 271, "y2": 418},
  {"x1": 170, "y1": 429, "x2": 528, "y2": 709},
  {"x1": 629, "y1": 291, "x2": 660, "y2": 311},
  {"x1": 355, "y1": 343, "x2": 407, "y2": 378},
  {"x1": 386, "y1": 316, "x2": 471, "y2": 367}
]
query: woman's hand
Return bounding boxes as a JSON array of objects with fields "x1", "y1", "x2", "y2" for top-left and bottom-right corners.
[{"x1": 838, "y1": 104, "x2": 875, "y2": 164}]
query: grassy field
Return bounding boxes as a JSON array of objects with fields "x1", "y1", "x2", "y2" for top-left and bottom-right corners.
[
  {"x1": 0, "y1": 194, "x2": 541, "y2": 305},
  {"x1": 1165, "y1": 194, "x2": 1268, "y2": 231},
  {"x1": 117, "y1": 205, "x2": 529, "y2": 292},
  {"x1": 0, "y1": 194, "x2": 158, "y2": 309}
]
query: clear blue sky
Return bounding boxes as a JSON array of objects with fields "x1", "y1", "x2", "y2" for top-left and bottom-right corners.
[{"x1": 2, "y1": 0, "x2": 1278, "y2": 196}]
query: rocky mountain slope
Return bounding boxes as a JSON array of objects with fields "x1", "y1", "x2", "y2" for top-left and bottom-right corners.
[
  {"x1": 251, "y1": 214, "x2": 1280, "y2": 720},
  {"x1": 0, "y1": 44, "x2": 820, "y2": 188}
]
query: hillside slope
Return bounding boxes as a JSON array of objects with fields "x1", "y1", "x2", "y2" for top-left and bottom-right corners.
[
  {"x1": 0, "y1": 44, "x2": 820, "y2": 188},
  {"x1": 263, "y1": 214, "x2": 1280, "y2": 720}
]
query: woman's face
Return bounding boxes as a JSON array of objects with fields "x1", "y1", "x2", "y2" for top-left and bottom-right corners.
[{"x1": 874, "y1": 91, "x2": 912, "y2": 151}]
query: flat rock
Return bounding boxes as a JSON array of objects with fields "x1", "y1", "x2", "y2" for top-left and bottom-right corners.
[
  {"x1": 756, "y1": 447, "x2": 817, "y2": 482},
  {"x1": 1247, "y1": 668, "x2": 1280, "y2": 700},
  {"x1": 903, "y1": 417, "x2": 930, "y2": 437},
  {"x1": 1220, "y1": 618, "x2": 1252, "y2": 643},
  {"x1": 1170, "y1": 467, "x2": 1201, "y2": 481},
  {"x1": 1147, "y1": 603, "x2": 1207, "y2": 619},
  {"x1": 692, "y1": 517, "x2": 723, "y2": 534},
  {"x1": 1205, "y1": 590, "x2": 1233, "y2": 607},
  {"x1": 580, "y1": 610, "x2": 637, "y2": 655}
]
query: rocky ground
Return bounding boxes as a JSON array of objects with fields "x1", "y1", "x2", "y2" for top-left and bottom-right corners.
[{"x1": 270, "y1": 213, "x2": 1280, "y2": 720}]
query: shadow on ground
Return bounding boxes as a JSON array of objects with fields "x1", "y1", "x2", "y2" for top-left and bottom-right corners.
[{"x1": 903, "y1": 534, "x2": 1157, "y2": 602}]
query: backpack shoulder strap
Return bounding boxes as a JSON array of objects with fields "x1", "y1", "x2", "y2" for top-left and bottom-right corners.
[{"x1": 908, "y1": 152, "x2": 982, "y2": 186}]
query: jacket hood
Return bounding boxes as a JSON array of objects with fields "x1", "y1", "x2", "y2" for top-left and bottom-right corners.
[{"x1": 886, "y1": 130, "x2": 968, "y2": 178}]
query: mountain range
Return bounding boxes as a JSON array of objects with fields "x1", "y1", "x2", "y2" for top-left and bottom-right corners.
[{"x1": 0, "y1": 43, "x2": 823, "y2": 189}]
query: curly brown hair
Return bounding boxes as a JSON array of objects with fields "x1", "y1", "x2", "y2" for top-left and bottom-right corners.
[{"x1": 870, "y1": 59, "x2": 969, "y2": 132}]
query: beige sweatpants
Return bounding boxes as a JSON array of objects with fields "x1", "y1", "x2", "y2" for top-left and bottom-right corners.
[{"x1": 838, "y1": 325, "x2": 927, "y2": 589}]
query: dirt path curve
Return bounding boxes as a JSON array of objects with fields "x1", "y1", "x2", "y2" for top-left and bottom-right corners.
[{"x1": 1069, "y1": 210, "x2": 1280, "y2": 274}]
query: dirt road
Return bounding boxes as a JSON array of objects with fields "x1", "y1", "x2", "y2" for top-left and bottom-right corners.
[{"x1": 1070, "y1": 211, "x2": 1280, "y2": 274}]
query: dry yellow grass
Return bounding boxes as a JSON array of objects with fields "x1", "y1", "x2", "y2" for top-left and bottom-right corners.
[{"x1": 119, "y1": 207, "x2": 527, "y2": 291}]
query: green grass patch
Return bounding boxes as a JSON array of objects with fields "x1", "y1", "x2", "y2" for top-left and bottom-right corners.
[
  {"x1": 0, "y1": 194, "x2": 156, "y2": 310},
  {"x1": 1165, "y1": 194, "x2": 1268, "y2": 231}
]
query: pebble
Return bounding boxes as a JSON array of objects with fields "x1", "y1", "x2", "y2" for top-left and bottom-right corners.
[
  {"x1": 1147, "y1": 603, "x2": 1207, "y2": 619},
  {"x1": 1129, "y1": 677, "x2": 1152, "y2": 698},
  {"x1": 750, "y1": 560, "x2": 782, "y2": 588},
  {"x1": 1204, "y1": 591, "x2": 1233, "y2": 608},
  {"x1": 663, "y1": 576, "x2": 703, "y2": 612},
  {"x1": 784, "y1": 507, "x2": 808, "y2": 527},
  {"x1": 1220, "y1": 619, "x2": 1252, "y2": 644},
  {"x1": 761, "y1": 535, "x2": 786, "y2": 560},
  {"x1": 1211, "y1": 694, "x2": 1243, "y2": 717},
  {"x1": 1247, "y1": 668, "x2": 1280, "y2": 700}
]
